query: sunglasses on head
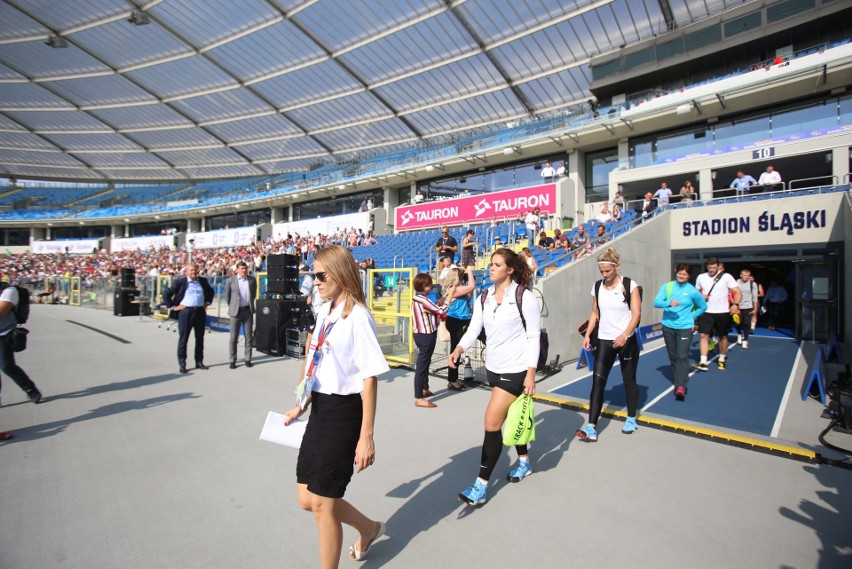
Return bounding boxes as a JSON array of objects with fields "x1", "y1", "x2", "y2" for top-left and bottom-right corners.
[{"x1": 314, "y1": 271, "x2": 330, "y2": 282}]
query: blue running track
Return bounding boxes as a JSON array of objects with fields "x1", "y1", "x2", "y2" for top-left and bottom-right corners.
[{"x1": 551, "y1": 335, "x2": 800, "y2": 436}]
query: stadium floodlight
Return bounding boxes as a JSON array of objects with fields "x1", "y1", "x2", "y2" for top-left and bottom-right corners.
[
  {"x1": 45, "y1": 35, "x2": 69, "y2": 48},
  {"x1": 128, "y1": 10, "x2": 150, "y2": 25},
  {"x1": 338, "y1": 184, "x2": 345, "y2": 190}
]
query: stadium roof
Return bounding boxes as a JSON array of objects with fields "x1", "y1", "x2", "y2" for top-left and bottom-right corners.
[{"x1": 0, "y1": 0, "x2": 738, "y2": 183}]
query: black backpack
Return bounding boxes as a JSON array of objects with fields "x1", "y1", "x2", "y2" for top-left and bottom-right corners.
[
  {"x1": 478, "y1": 285, "x2": 549, "y2": 372},
  {"x1": 0, "y1": 283, "x2": 30, "y2": 324},
  {"x1": 594, "y1": 276, "x2": 642, "y2": 324}
]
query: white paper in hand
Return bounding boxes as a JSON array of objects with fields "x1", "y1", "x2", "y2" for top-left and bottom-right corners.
[{"x1": 259, "y1": 412, "x2": 307, "y2": 449}]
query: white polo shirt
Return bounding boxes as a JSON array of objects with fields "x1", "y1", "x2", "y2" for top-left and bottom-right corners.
[{"x1": 309, "y1": 301, "x2": 389, "y2": 395}]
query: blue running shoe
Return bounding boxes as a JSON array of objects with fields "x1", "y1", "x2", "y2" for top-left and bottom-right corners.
[
  {"x1": 622, "y1": 416, "x2": 638, "y2": 434},
  {"x1": 458, "y1": 480, "x2": 487, "y2": 506},
  {"x1": 507, "y1": 460, "x2": 532, "y2": 483},
  {"x1": 576, "y1": 424, "x2": 598, "y2": 442}
]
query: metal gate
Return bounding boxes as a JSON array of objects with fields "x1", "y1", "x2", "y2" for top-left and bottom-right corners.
[{"x1": 367, "y1": 267, "x2": 415, "y2": 366}]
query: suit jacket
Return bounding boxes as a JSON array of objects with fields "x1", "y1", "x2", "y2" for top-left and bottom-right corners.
[
  {"x1": 224, "y1": 275, "x2": 257, "y2": 317},
  {"x1": 164, "y1": 276, "x2": 215, "y2": 309},
  {"x1": 636, "y1": 199, "x2": 656, "y2": 215}
]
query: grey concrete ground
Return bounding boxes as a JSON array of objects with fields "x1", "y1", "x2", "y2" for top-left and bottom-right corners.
[{"x1": 1, "y1": 304, "x2": 851, "y2": 569}]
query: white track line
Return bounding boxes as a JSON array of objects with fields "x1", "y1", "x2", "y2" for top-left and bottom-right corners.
[
  {"x1": 770, "y1": 343, "x2": 805, "y2": 438},
  {"x1": 640, "y1": 341, "x2": 738, "y2": 412}
]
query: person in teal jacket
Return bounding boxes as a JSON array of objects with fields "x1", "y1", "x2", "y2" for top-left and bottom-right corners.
[{"x1": 654, "y1": 264, "x2": 707, "y2": 401}]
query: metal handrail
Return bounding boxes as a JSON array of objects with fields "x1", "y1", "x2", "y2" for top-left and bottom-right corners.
[{"x1": 788, "y1": 175, "x2": 838, "y2": 190}]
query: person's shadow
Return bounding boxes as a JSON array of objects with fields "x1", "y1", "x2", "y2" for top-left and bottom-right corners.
[
  {"x1": 1, "y1": 393, "x2": 200, "y2": 444},
  {"x1": 778, "y1": 463, "x2": 852, "y2": 568},
  {"x1": 44, "y1": 373, "x2": 186, "y2": 402},
  {"x1": 361, "y1": 406, "x2": 578, "y2": 567}
]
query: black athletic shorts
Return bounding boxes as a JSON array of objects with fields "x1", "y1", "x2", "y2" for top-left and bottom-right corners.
[
  {"x1": 486, "y1": 369, "x2": 527, "y2": 397},
  {"x1": 697, "y1": 312, "x2": 731, "y2": 337}
]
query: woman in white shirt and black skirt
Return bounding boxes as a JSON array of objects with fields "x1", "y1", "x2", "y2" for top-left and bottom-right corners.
[
  {"x1": 284, "y1": 245, "x2": 390, "y2": 567},
  {"x1": 448, "y1": 248, "x2": 541, "y2": 507},
  {"x1": 577, "y1": 247, "x2": 642, "y2": 442}
]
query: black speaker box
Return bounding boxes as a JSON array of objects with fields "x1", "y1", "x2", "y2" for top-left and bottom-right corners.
[
  {"x1": 120, "y1": 267, "x2": 136, "y2": 288},
  {"x1": 114, "y1": 288, "x2": 141, "y2": 316},
  {"x1": 267, "y1": 254, "x2": 299, "y2": 272},
  {"x1": 267, "y1": 276, "x2": 299, "y2": 295},
  {"x1": 255, "y1": 299, "x2": 306, "y2": 356}
]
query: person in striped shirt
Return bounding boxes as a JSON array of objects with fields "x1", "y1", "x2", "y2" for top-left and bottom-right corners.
[{"x1": 411, "y1": 273, "x2": 448, "y2": 408}]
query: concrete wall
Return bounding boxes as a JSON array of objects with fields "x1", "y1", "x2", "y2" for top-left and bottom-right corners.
[{"x1": 537, "y1": 213, "x2": 673, "y2": 364}]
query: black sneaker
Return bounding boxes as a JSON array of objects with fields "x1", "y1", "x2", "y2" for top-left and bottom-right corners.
[{"x1": 28, "y1": 389, "x2": 43, "y2": 404}]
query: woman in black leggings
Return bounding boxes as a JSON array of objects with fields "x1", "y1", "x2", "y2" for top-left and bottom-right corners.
[{"x1": 577, "y1": 247, "x2": 642, "y2": 442}]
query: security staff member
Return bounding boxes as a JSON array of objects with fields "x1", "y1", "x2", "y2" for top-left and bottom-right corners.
[{"x1": 164, "y1": 264, "x2": 215, "y2": 374}]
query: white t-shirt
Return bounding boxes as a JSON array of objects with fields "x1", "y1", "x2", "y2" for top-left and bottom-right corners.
[
  {"x1": 758, "y1": 171, "x2": 782, "y2": 185},
  {"x1": 309, "y1": 301, "x2": 389, "y2": 395},
  {"x1": 592, "y1": 277, "x2": 639, "y2": 340},
  {"x1": 0, "y1": 286, "x2": 19, "y2": 336},
  {"x1": 524, "y1": 212, "x2": 539, "y2": 233},
  {"x1": 696, "y1": 272, "x2": 738, "y2": 314}
]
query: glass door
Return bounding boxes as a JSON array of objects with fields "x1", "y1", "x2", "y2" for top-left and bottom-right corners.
[{"x1": 795, "y1": 258, "x2": 839, "y2": 343}]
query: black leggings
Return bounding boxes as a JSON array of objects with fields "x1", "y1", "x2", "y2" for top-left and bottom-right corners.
[
  {"x1": 589, "y1": 334, "x2": 640, "y2": 424},
  {"x1": 445, "y1": 316, "x2": 470, "y2": 383}
]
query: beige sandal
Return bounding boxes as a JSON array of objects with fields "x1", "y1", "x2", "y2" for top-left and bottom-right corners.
[{"x1": 348, "y1": 521, "x2": 386, "y2": 561}]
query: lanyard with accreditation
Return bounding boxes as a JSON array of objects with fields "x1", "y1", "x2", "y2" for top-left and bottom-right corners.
[{"x1": 295, "y1": 319, "x2": 337, "y2": 410}]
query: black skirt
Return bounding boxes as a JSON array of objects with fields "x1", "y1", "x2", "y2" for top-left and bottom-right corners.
[{"x1": 296, "y1": 391, "x2": 363, "y2": 499}]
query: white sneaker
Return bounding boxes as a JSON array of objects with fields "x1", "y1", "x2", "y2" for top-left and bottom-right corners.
[
  {"x1": 742, "y1": 340, "x2": 748, "y2": 349},
  {"x1": 737, "y1": 334, "x2": 742, "y2": 345}
]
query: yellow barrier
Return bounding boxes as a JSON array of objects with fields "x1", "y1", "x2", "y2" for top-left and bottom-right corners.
[
  {"x1": 155, "y1": 275, "x2": 172, "y2": 320},
  {"x1": 69, "y1": 277, "x2": 81, "y2": 306},
  {"x1": 368, "y1": 268, "x2": 415, "y2": 366}
]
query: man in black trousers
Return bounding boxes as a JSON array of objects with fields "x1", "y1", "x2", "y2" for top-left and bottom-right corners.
[{"x1": 164, "y1": 264, "x2": 215, "y2": 374}]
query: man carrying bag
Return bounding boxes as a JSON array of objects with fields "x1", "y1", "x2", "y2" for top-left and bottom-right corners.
[{"x1": 0, "y1": 283, "x2": 42, "y2": 433}]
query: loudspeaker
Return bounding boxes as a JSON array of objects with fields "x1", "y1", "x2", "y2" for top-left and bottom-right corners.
[
  {"x1": 114, "y1": 288, "x2": 140, "y2": 316},
  {"x1": 255, "y1": 298, "x2": 306, "y2": 356},
  {"x1": 120, "y1": 267, "x2": 136, "y2": 288},
  {"x1": 267, "y1": 254, "x2": 300, "y2": 295}
]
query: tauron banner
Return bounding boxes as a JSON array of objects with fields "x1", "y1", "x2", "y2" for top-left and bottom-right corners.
[{"x1": 395, "y1": 184, "x2": 557, "y2": 231}]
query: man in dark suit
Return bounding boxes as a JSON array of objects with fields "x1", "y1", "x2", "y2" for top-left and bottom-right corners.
[
  {"x1": 635, "y1": 192, "x2": 657, "y2": 221},
  {"x1": 224, "y1": 261, "x2": 257, "y2": 369},
  {"x1": 164, "y1": 264, "x2": 215, "y2": 374}
]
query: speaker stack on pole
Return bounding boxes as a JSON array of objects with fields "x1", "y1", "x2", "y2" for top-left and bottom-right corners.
[
  {"x1": 256, "y1": 254, "x2": 306, "y2": 356},
  {"x1": 266, "y1": 254, "x2": 300, "y2": 296},
  {"x1": 114, "y1": 267, "x2": 141, "y2": 316}
]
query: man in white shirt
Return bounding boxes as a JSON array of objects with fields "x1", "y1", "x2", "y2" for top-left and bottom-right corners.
[
  {"x1": 757, "y1": 165, "x2": 782, "y2": 192},
  {"x1": 556, "y1": 161, "x2": 566, "y2": 177},
  {"x1": 653, "y1": 183, "x2": 673, "y2": 206},
  {"x1": 693, "y1": 257, "x2": 741, "y2": 371},
  {"x1": 540, "y1": 161, "x2": 556, "y2": 181},
  {"x1": 0, "y1": 283, "x2": 42, "y2": 414},
  {"x1": 523, "y1": 208, "x2": 540, "y2": 244}
]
